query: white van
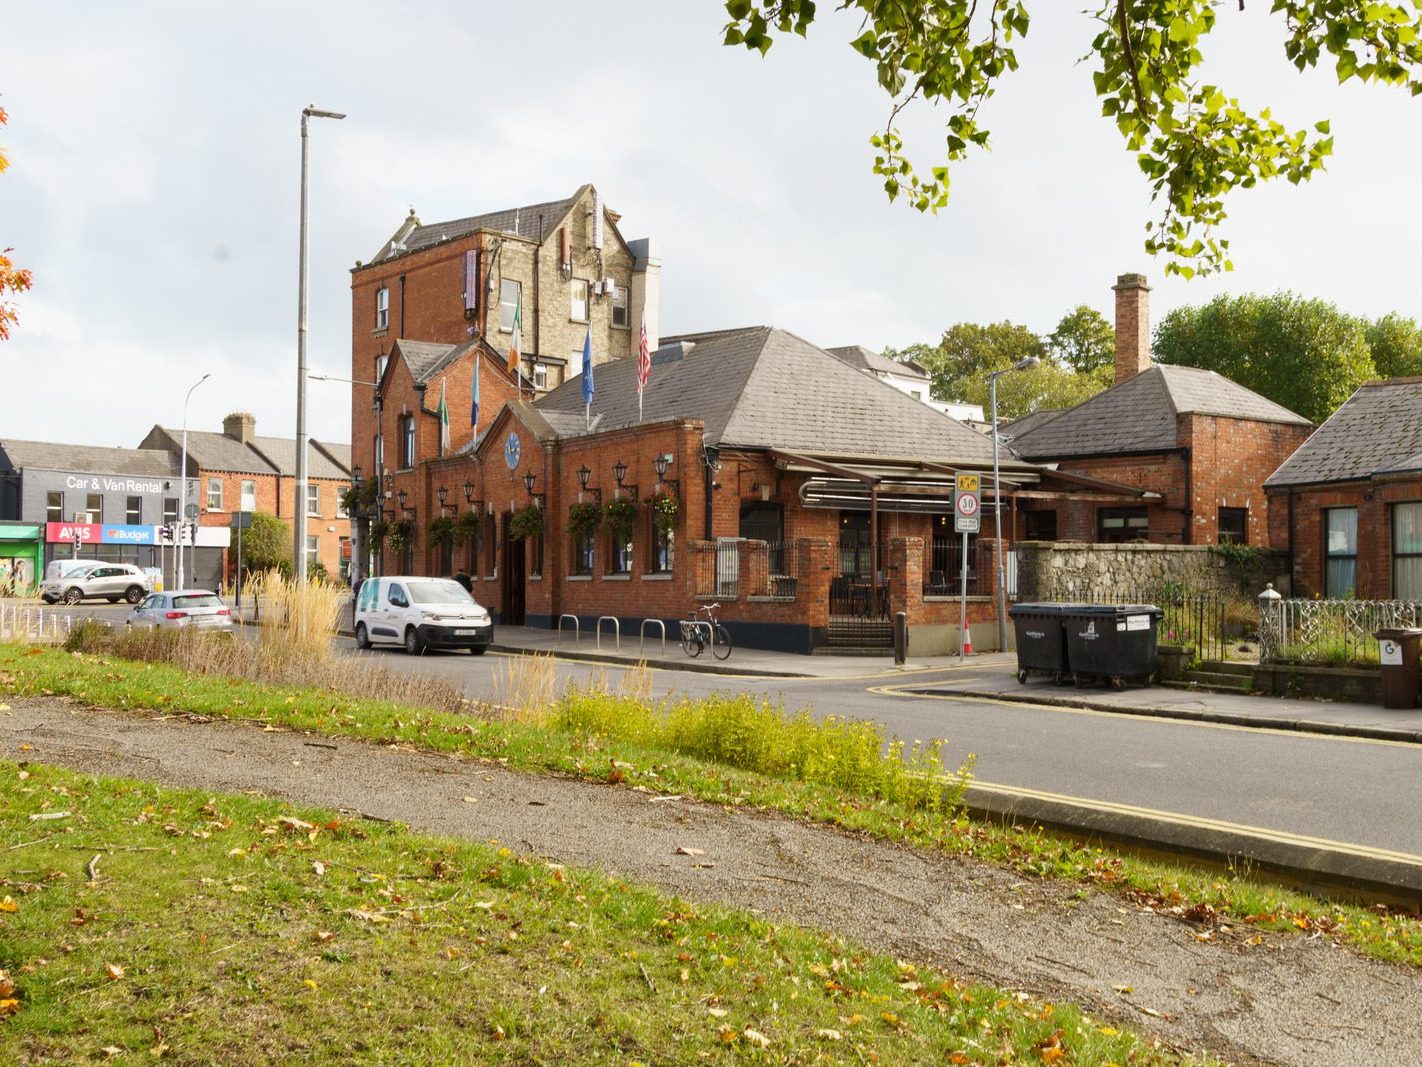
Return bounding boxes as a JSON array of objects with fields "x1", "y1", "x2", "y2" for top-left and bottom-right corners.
[{"x1": 354, "y1": 576, "x2": 493, "y2": 655}]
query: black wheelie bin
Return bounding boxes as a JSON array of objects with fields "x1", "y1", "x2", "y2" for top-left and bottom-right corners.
[
  {"x1": 1008, "y1": 603, "x2": 1072, "y2": 684},
  {"x1": 1061, "y1": 604, "x2": 1164, "y2": 690}
]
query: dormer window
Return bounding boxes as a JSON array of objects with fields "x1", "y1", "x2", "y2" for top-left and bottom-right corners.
[{"x1": 375, "y1": 286, "x2": 390, "y2": 330}]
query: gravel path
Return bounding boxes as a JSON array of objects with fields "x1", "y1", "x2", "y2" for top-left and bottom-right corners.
[{"x1": 2, "y1": 696, "x2": 1416, "y2": 1066}]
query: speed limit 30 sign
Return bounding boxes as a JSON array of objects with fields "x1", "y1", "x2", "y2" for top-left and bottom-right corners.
[{"x1": 953, "y1": 474, "x2": 981, "y2": 533}]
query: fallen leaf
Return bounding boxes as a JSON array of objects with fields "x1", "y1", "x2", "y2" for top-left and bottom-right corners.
[
  {"x1": 28, "y1": 811, "x2": 69, "y2": 821},
  {"x1": 303, "y1": 979, "x2": 318, "y2": 990},
  {"x1": 0, "y1": 971, "x2": 13, "y2": 997},
  {"x1": 105, "y1": 963, "x2": 125, "y2": 980},
  {"x1": 101, "y1": 1047, "x2": 124, "y2": 1057},
  {"x1": 675, "y1": 847, "x2": 705, "y2": 857},
  {"x1": 279, "y1": 816, "x2": 315, "y2": 832},
  {"x1": 461, "y1": 796, "x2": 478, "y2": 804},
  {"x1": 707, "y1": 1007, "x2": 728, "y2": 1018},
  {"x1": 815, "y1": 1029, "x2": 843, "y2": 1041},
  {"x1": 314, "y1": 931, "x2": 335, "y2": 943},
  {"x1": 0, "y1": 897, "x2": 17, "y2": 914},
  {"x1": 1112, "y1": 984, "x2": 1133, "y2": 995},
  {"x1": 0, "y1": 998, "x2": 18, "y2": 1018},
  {"x1": 312, "y1": 861, "x2": 326, "y2": 877},
  {"x1": 742, "y1": 1028, "x2": 771, "y2": 1049}
]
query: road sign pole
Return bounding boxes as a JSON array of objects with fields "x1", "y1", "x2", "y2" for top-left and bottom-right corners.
[{"x1": 959, "y1": 529, "x2": 969, "y2": 657}]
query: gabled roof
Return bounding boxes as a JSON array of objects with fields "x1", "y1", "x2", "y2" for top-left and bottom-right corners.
[
  {"x1": 1002, "y1": 408, "x2": 1064, "y2": 439},
  {"x1": 1012, "y1": 363, "x2": 1310, "y2": 459},
  {"x1": 825, "y1": 345, "x2": 930, "y2": 383},
  {"x1": 389, "y1": 339, "x2": 461, "y2": 386},
  {"x1": 144, "y1": 428, "x2": 276, "y2": 476},
  {"x1": 1265, "y1": 377, "x2": 1422, "y2": 488},
  {"x1": 0, "y1": 438, "x2": 179, "y2": 478},
  {"x1": 250, "y1": 436, "x2": 350, "y2": 480},
  {"x1": 370, "y1": 185, "x2": 610, "y2": 263},
  {"x1": 534, "y1": 326, "x2": 1008, "y2": 466}
]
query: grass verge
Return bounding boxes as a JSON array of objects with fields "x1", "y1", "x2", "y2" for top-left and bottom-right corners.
[
  {"x1": 2, "y1": 642, "x2": 1420, "y2": 970},
  {"x1": 0, "y1": 762, "x2": 1194, "y2": 1064}
]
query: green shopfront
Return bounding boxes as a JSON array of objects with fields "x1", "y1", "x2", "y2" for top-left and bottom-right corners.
[{"x1": 0, "y1": 521, "x2": 43, "y2": 595}]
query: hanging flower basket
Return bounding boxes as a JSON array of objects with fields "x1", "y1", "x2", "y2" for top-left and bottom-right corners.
[
  {"x1": 649, "y1": 491, "x2": 680, "y2": 534},
  {"x1": 603, "y1": 497, "x2": 638, "y2": 540},
  {"x1": 368, "y1": 519, "x2": 389, "y2": 549},
  {"x1": 387, "y1": 518, "x2": 416, "y2": 553},
  {"x1": 427, "y1": 516, "x2": 457, "y2": 545},
  {"x1": 567, "y1": 501, "x2": 602, "y2": 539},
  {"x1": 453, "y1": 509, "x2": 482, "y2": 546},
  {"x1": 509, "y1": 504, "x2": 545, "y2": 542}
]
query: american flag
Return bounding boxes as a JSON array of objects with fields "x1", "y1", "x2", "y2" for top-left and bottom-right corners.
[{"x1": 636, "y1": 316, "x2": 651, "y2": 421}]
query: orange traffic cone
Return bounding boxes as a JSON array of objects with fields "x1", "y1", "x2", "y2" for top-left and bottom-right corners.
[{"x1": 962, "y1": 629, "x2": 973, "y2": 656}]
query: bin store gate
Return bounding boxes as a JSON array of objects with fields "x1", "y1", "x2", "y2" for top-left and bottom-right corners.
[{"x1": 829, "y1": 535, "x2": 891, "y2": 648}]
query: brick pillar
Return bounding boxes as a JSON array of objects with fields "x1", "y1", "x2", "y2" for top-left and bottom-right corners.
[
  {"x1": 799, "y1": 538, "x2": 833, "y2": 641},
  {"x1": 888, "y1": 537, "x2": 924, "y2": 622},
  {"x1": 1113, "y1": 273, "x2": 1152, "y2": 384}
]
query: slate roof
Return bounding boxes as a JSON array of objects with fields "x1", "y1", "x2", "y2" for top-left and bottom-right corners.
[
  {"x1": 251, "y1": 436, "x2": 350, "y2": 480},
  {"x1": 372, "y1": 189, "x2": 590, "y2": 263},
  {"x1": 534, "y1": 326, "x2": 1008, "y2": 466},
  {"x1": 154, "y1": 430, "x2": 277, "y2": 476},
  {"x1": 826, "y1": 345, "x2": 930, "y2": 383},
  {"x1": 1001, "y1": 408, "x2": 1064, "y2": 439},
  {"x1": 0, "y1": 439, "x2": 179, "y2": 478},
  {"x1": 1265, "y1": 377, "x2": 1422, "y2": 487},
  {"x1": 1011, "y1": 364, "x2": 1310, "y2": 459},
  {"x1": 390, "y1": 339, "x2": 462, "y2": 386}
]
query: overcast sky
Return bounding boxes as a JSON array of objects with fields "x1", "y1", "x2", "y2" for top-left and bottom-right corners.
[{"x1": 3, "y1": 2, "x2": 1418, "y2": 451}]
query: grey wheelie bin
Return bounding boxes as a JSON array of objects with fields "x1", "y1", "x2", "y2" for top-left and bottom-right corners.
[
  {"x1": 1061, "y1": 604, "x2": 1164, "y2": 690},
  {"x1": 1008, "y1": 603, "x2": 1072, "y2": 684}
]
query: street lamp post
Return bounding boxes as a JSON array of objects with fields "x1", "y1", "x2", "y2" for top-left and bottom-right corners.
[
  {"x1": 310, "y1": 372, "x2": 377, "y2": 585},
  {"x1": 177, "y1": 372, "x2": 211, "y2": 590},
  {"x1": 295, "y1": 105, "x2": 345, "y2": 584},
  {"x1": 989, "y1": 356, "x2": 1040, "y2": 651}
]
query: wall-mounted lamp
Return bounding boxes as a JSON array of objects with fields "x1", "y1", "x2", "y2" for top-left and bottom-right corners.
[
  {"x1": 576, "y1": 464, "x2": 601, "y2": 504},
  {"x1": 612, "y1": 459, "x2": 637, "y2": 502},
  {"x1": 522, "y1": 471, "x2": 545, "y2": 509},
  {"x1": 652, "y1": 453, "x2": 672, "y2": 480},
  {"x1": 437, "y1": 485, "x2": 450, "y2": 515},
  {"x1": 463, "y1": 479, "x2": 476, "y2": 504}
]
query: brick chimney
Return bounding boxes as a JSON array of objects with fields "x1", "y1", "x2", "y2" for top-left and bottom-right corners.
[
  {"x1": 223, "y1": 411, "x2": 256, "y2": 444},
  {"x1": 1112, "y1": 273, "x2": 1152, "y2": 384}
]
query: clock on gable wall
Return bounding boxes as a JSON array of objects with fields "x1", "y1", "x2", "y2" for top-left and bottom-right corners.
[{"x1": 504, "y1": 432, "x2": 522, "y2": 471}]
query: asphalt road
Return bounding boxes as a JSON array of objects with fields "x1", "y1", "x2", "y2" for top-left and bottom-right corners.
[{"x1": 29, "y1": 605, "x2": 1422, "y2": 874}]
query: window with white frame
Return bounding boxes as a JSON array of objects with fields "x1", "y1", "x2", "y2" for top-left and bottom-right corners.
[
  {"x1": 1325, "y1": 507, "x2": 1358, "y2": 598},
  {"x1": 85, "y1": 494, "x2": 102, "y2": 523},
  {"x1": 611, "y1": 284, "x2": 629, "y2": 328},
  {"x1": 46, "y1": 491, "x2": 63, "y2": 524},
  {"x1": 375, "y1": 353, "x2": 388, "y2": 384},
  {"x1": 532, "y1": 363, "x2": 548, "y2": 391},
  {"x1": 307, "y1": 484, "x2": 320, "y2": 517},
  {"x1": 375, "y1": 287, "x2": 389, "y2": 330},
  {"x1": 1393, "y1": 502, "x2": 1422, "y2": 599},
  {"x1": 126, "y1": 495, "x2": 142, "y2": 525},
  {"x1": 499, "y1": 279, "x2": 521, "y2": 333},
  {"x1": 337, "y1": 484, "x2": 350, "y2": 518},
  {"x1": 570, "y1": 279, "x2": 589, "y2": 322},
  {"x1": 240, "y1": 480, "x2": 256, "y2": 511},
  {"x1": 207, "y1": 477, "x2": 223, "y2": 511},
  {"x1": 307, "y1": 535, "x2": 320, "y2": 558}
]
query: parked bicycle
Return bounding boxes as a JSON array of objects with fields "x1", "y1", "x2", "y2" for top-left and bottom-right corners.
[{"x1": 680, "y1": 602, "x2": 732, "y2": 660}]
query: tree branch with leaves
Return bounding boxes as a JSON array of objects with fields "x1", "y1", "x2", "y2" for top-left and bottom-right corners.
[
  {"x1": 722, "y1": 0, "x2": 1422, "y2": 276},
  {"x1": 0, "y1": 103, "x2": 33, "y2": 340}
]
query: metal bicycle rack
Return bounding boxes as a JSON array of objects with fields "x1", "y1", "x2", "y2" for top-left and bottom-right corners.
[
  {"x1": 557, "y1": 614, "x2": 580, "y2": 643},
  {"x1": 595, "y1": 615, "x2": 620, "y2": 650},
  {"x1": 639, "y1": 618, "x2": 666, "y2": 656}
]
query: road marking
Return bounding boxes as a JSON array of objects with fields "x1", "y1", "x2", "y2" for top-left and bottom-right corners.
[
  {"x1": 969, "y1": 778, "x2": 1422, "y2": 869},
  {"x1": 868, "y1": 683, "x2": 1422, "y2": 750}
]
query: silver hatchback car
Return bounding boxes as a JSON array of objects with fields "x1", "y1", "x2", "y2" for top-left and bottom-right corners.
[
  {"x1": 128, "y1": 590, "x2": 234, "y2": 633},
  {"x1": 40, "y1": 563, "x2": 151, "y2": 605}
]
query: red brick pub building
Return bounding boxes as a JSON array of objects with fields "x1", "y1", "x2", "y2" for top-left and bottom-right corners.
[{"x1": 347, "y1": 187, "x2": 1152, "y2": 653}]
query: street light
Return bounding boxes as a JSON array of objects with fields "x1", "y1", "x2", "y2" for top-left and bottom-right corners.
[
  {"x1": 311, "y1": 371, "x2": 377, "y2": 586},
  {"x1": 294, "y1": 105, "x2": 345, "y2": 584},
  {"x1": 989, "y1": 355, "x2": 1040, "y2": 651},
  {"x1": 177, "y1": 372, "x2": 211, "y2": 590}
]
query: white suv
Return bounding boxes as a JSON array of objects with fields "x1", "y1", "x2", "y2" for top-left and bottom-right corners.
[
  {"x1": 40, "y1": 563, "x2": 151, "y2": 605},
  {"x1": 354, "y1": 576, "x2": 493, "y2": 654}
]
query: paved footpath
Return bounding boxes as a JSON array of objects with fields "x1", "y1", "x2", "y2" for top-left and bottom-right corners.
[{"x1": 2, "y1": 694, "x2": 1419, "y2": 1067}]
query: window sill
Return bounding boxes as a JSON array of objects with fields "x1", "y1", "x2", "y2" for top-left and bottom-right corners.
[
  {"x1": 642, "y1": 573, "x2": 673, "y2": 581},
  {"x1": 372, "y1": 327, "x2": 389, "y2": 337},
  {"x1": 611, "y1": 323, "x2": 630, "y2": 332},
  {"x1": 568, "y1": 575, "x2": 592, "y2": 582},
  {"x1": 604, "y1": 573, "x2": 631, "y2": 581},
  {"x1": 529, "y1": 574, "x2": 543, "y2": 581}
]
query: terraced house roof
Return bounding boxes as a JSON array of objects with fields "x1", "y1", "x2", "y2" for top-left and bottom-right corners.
[{"x1": 1266, "y1": 377, "x2": 1422, "y2": 487}]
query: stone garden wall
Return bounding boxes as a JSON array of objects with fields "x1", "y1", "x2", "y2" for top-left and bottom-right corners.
[{"x1": 1014, "y1": 542, "x2": 1289, "y2": 603}]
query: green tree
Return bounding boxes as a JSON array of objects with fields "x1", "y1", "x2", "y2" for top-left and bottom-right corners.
[
  {"x1": 1047, "y1": 305, "x2": 1115, "y2": 374},
  {"x1": 1365, "y1": 313, "x2": 1422, "y2": 380},
  {"x1": 239, "y1": 512, "x2": 292, "y2": 577},
  {"x1": 1152, "y1": 292, "x2": 1375, "y2": 423},
  {"x1": 897, "y1": 320, "x2": 1110, "y2": 419},
  {"x1": 722, "y1": 1, "x2": 1422, "y2": 275},
  {"x1": 1, "y1": 103, "x2": 33, "y2": 341}
]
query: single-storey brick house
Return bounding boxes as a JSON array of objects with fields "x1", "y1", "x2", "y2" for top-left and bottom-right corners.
[
  {"x1": 1264, "y1": 377, "x2": 1422, "y2": 599},
  {"x1": 1009, "y1": 274, "x2": 1314, "y2": 547}
]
